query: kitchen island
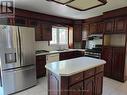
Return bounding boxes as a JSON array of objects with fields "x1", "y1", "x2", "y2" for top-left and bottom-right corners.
[{"x1": 45, "y1": 57, "x2": 106, "y2": 95}]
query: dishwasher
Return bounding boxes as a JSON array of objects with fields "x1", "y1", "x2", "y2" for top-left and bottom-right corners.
[{"x1": 46, "y1": 53, "x2": 59, "y2": 64}]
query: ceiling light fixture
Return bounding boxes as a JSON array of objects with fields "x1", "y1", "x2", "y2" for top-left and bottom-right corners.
[{"x1": 46, "y1": 0, "x2": 107, "y2": 11}]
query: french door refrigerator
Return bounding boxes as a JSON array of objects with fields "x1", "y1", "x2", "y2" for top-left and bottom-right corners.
[{"x1": 0, "y1": 25, "x2": 37, "y2": 95}]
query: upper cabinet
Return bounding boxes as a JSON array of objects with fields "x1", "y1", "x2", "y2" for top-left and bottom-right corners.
[
  {"x1": 41, "y1": 22, "x2": 52, "y2": 41},
  {"x1": 89, "y1": 23, "x2": 97, "y2": 34},
  {"x1": 83, "y1": 21, "x2": 104, "y2": 35},
  {"x1": 29, "y1": 19, "x2": 52, "y2": 41},
  {"x1": 14, "y1": 17, "x2": 28, "y2": 26},
  {"x1": 73, "y1": 21, "x2": 82, "y2": 42},
  {"x1": 114, "y1": 17, "x2": 127, "y2": 33},
  {"x1": 104, "y1": 17, "x2": 127, "y2": 34}
]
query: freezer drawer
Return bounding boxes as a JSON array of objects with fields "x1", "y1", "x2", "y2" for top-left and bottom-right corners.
[{"x1": 2, "y1": 65, "x2": 36, "y2": 95}]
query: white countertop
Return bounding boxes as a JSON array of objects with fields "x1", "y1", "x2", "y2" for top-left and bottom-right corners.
[
  {"x1": 45, "y1": 57, "x2": 106, "y2": 76},
  {"x1": 36, "y1": 49, "x2": 85, "y2": 56}
]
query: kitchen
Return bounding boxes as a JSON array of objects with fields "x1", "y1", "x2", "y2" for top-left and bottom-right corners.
[{"x1": 0, "y1": 0, "x2": 127, "y2": 95}]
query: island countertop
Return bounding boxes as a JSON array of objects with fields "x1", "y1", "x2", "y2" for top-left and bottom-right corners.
[{"x1": 45, "y1": 57, "x2": 106, "y2": 76}]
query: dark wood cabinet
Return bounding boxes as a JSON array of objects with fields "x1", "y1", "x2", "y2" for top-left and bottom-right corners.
[
  {"x1": 104, "y1": 17, "x2": 127, "y2": 34},
  {"x1": 84, "y1": 77, "x2": 95, "y2": 95},
  {"x1": 69, "y1": 82, "x2": 83, "y2": 95},
  {"x1": 48, "y1": 66, "x2": 104, "y2": 95},
  {"x1": 112, "y1": 47, "x2": 125, "y2": 81},
  {"x1": 36, "y1": 55, "x2": 46, "y2": 78},
  {"x1": 73, "y1": 21, "x2": 82, "y2": 42},
  {"x1": 114, "y1": 17, "x2": 126, "y2": 33},
  {"x1": 102, "y1": 46, "x2": 125, "y2": 82},
  {"x1": 95, "y1": 72, "x2": 103, "y2": 95},
  {"x1": 104, "y1": 19, "x2": 114, "y2": 33},
  {"x1": 102, "y1": 46, "x2": 112, "y2": 77},
  {"x1": 60, "y1": 51, "x2": 84, "y2": 61},
  {"x1": 29, "y1": 19, "x2": 42, "y2": 41},
  {"x1": 89, "y1": 23, "x2": 97, "y2": 34},
  {"x1": 60, "y1": 52, "x2": 73, "y2": 60},
  {"x1": 83, "y1": 21, "x2": 103, "y2": 35},
  {"x1": 29, "y1": 19, "x2": 52, "y2": 41},
  {"x1": 41, "y1": 22, "x2": 52, "y2": 41},
  {"x1": 14, "y1": 17, "x2": 28, "y2": 26}
]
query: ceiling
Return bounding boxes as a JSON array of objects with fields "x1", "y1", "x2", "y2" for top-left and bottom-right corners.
[{"x1": 14, "y1": 0, "x2": 127, "y2": 19}]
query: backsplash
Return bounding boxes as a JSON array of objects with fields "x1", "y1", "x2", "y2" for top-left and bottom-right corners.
[{"x1": 35, "y1": 41, "x2": 68, "y2": 51}]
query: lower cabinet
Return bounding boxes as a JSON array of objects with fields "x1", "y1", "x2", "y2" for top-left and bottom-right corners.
[
  {"x1": 102, "y1": 46, "x2": 125, "y2": 82},
  {"x1": 36, "y1": 55, "x2": 46, "y2": 78},
  {"x1": 69, "y1": 82, "x2": 83, "y2": 95},
  {"x1": 95, "y1": 73, "x2": 103, "y2": 95},
  {"x1": 84, "y1": 77, "x2": 95, "y2": 95},
  {"x1": 48, "y1": 66, "x2": 104, "y2": 95},
  {"x1": 60, "y1": 51, "x2": 84, "y2": 61}
]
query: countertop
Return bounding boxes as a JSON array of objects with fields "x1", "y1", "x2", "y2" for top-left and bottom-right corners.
[
  {"x1": 36, "y1": 49, "x2": 85, "y2": 56},
  {"x1": 45, "y1": 57, "x2": 106, "y2": 76}
]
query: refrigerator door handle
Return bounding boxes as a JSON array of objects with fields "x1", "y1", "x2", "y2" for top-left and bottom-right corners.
[
  {"x1": 17, "y1": 27, "x2": 22, "y2": 64},
  {"x1": 16, "y1": 30, "x2": 20, "y2": 63}
]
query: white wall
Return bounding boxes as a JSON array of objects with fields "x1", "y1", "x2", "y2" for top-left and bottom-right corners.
[{"x1": 35, "y1": 41, "x2": 68, "y2": 51}]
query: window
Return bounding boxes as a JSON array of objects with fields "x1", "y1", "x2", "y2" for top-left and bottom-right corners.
[{"x1": 50, "y1": 26, "x2": 68, "y2": 45}]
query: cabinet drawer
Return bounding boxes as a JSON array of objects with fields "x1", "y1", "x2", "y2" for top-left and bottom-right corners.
[
  {"x1": 84, "y1": 68, "x2": 95, "y2": 79},
  {"x1": 69, "y1": 72, "x2": 83, "y2": 85},
  {"x1": 95, "y1": 65, "x2": 104, "y2": 74}
]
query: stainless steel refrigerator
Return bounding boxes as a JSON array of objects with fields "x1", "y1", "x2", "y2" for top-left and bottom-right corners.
[{"x1": 0, "y1": 25, "x2": 37, "y2": 95}]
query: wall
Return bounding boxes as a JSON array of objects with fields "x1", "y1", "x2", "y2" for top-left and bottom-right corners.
[{"x1": 35, "y1": 41, "x2": 68, "y2": 51}]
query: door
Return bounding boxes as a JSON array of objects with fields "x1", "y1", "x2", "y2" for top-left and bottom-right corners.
[
  {"x1": 112, "y1": 47, "x2": 125, "y2": 81},
  {"x1": 84, "y1": 77, "x2": 95, "y2": 95},
  {"x1": 69, "y1": 82, "x2": 83, "y2": 95},
  {"x1": 101, "y1": 46, "x2": 112, "y2": 77},
  {"x1": 0, "y1": 25, "x2": 20, "y2": 70},
  {"x1": 19, "y1": 27, "x2": 35, "y2": 66}
]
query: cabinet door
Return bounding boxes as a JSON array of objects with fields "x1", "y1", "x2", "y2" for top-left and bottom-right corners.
[
  {"x1": 29, "y1": 19, "x2": 42, "y2": 41},
  {"x1": 89, "y1": 23, "x2": 97, "y2": 34},
  {"x1": 36, "y1": 55, "x2": 46, "y2": 78},
  {"x1": 114, "y1": 17, "x2": 126, "y2": 33},
  {"x1": 112, "y1": 47, "x2": 125, "y2": 81},
  {"x1": 73, "y1": 24, "x2": 82, "y2": 42},
  {"x1": 97, "y1": 22, "x2": 104, "y2": 34},
  {"x1": 82, "y1": 23, "x2": 89, "y2": 38},
  {"x1": 95, "y1": 73, "x2": 103, "y2": 95},
  {"x1": 104, "y1": 19, "x2": 114, "y2": 33},
  {"x1": 42, "y1": 22, "x2": 52, "y2": 41},
  {"x1": 101, "y1": 46, "x2": 112, "y2": 77},
  {"x1": 14, "y1": 17, "x2": 28, "y2": 26},
  {"x1": 84, "y1": 77, "x2": 95, "y2": 95},
  {"x1": 69, "y1": 82, "x2": 83, "y2": 95}
]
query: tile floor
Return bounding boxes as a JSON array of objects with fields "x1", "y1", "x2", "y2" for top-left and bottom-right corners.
[{"x1": 13, "y1": 77, "x2": 127, "y2": 95}]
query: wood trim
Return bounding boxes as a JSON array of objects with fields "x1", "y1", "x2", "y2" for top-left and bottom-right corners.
[
  {"x1": 15, "y1": 8, "x2": 73, "y2": 25},
  {"x1": 47, "y1": 0, "x2": 107, "y2": 11}
]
